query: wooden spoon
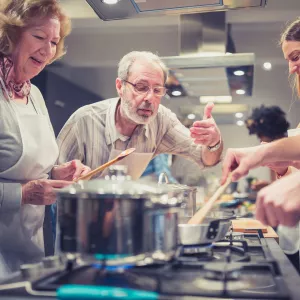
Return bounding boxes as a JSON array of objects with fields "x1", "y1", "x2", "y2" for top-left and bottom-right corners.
[
  {"x1": 188, "y1": 174, "x2": 232, "y2": 225},
  {"x1": 75, "y1": 148, "x2": 136, "y2": 181}
]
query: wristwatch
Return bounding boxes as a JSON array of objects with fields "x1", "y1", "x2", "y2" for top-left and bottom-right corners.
[{"x1": 207, "y1": 138, "x2": 222, "y2": 152}]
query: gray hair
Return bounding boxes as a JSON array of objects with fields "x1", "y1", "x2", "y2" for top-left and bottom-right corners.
[{"x1": 118, "y1": 51, "x2": 168, "y2": 84}]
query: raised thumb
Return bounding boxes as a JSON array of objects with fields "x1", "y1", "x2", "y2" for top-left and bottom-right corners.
[{"x1": 203, "y1": 102, "x2": 214, "y2": 120}]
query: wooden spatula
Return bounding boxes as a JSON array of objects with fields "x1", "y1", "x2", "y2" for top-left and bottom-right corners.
[
  {"x1": 75, "y1": 148, "x2": 136, "y2": 181},
  {"x1": 188, "y1": 174, "x2": 232, "y2": 224}
]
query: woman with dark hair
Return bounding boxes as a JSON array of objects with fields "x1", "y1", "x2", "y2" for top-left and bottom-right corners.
[
  {"x1": 246, "y1": 105, "x2": 290, "y2": 181},
  {"x1": 0, "y1": 0, "x2": 90, "y2": 276},
  {"x1": 246, "y1": 105, "x2": 290, "y2": 142}
]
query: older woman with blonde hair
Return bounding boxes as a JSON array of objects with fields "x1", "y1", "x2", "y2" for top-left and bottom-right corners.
[{"x1": 0, "y1": 0, "x2": 90, "y2": 276}]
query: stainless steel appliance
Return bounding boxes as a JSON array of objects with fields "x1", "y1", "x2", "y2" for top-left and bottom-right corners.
[
  {"x1": 158, "y1": 172, "x2": 197, "y2": 222},
  {"x1": 178, "y1": 212, "x2": 232, "y2": 245},
  {"x1": 86, "y1": 0, "x2": 268, "y2": 21},
  {"x1": 56, "y1": 175, "x2": 183, "y2": 264}
]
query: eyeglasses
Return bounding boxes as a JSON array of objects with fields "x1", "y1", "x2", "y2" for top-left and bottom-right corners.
[{"x1": 123, "y1": 80, "x2": 167, "y2": 97}]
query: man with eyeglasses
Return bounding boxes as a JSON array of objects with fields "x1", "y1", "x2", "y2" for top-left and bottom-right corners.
[{"x1": 57, "y1": 51, "x2": 223, "y2": 180}]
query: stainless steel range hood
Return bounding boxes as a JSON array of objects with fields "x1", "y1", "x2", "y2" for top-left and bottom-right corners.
[
  {"x1": 161, "y1": 12, "x2": 255, "y2": 99},
  {"x1": 86, "y1": 0, "x2": 265, "y2": 101},
  {"x1": 86, "y1": 0, "x2": 267, "y2": 21}
]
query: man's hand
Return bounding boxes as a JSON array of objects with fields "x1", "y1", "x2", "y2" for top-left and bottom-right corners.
[
  {"x1": 51, "y1": 160, "x2": 91, "y2": 181},
  {"x1": 256, "y1": 171, "x2": 300, "y2": 227},
  {"x1": 22, "y1": 180, "x2": 71, "y2": 205},
  {"x1": 190, "y1": 102, "x2": 221, "y2": 147}
]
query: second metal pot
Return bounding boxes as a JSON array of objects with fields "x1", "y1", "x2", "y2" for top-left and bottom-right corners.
[
  {"x1": 158, "y1": 172, "x2": 198, "y2": 222},
  {"x1": 178, "y1": 210, "x2": 234, "y2": 245}
]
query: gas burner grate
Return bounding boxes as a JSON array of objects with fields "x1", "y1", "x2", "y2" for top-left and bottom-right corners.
[{"x1": 30, "y1": 232, "x2": 291, "y2": 300}]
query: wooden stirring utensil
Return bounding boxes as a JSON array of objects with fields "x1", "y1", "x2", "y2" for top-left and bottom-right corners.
[
  {"x1": 188, "y1": 174, "x2": 232, "y2": 225},
  {"x1": 75, "y1": 148, "x2": 136, "y2": 182}
]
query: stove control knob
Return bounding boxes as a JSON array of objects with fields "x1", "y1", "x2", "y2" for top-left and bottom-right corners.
[
  {"x1": 42, "y1": 256, "x2": 61, "y2": 269},
  {"x1": 20, "y1": 262, "x2": 42, "y2": 278}
]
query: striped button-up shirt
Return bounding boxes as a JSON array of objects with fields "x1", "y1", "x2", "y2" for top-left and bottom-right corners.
[{"x1": 57, "y1": 98, "x2": 205, "y2": 176}]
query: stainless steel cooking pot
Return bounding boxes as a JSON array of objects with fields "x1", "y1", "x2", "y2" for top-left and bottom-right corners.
[
  {"x1": 178, "y1": 210, "x2": 234, "y2": 245},
  {"x1": 158, "y1": 172, "x2": 198, "y2": 222},
  {"x1": 56, "y1": 176, "x2": 183, "y2": 264}
]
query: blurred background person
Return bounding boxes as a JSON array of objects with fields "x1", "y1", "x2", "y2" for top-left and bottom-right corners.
[
  {"x1": 245, "y1": 105, "x2": 290, "y2": 187},
  {"x1": 140, "y1": 153, "x2": 178, "y2": 184}
]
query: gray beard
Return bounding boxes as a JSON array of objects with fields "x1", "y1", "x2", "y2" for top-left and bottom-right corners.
[{"x1": 122, "y1": 98, "x2": 156, "y2": 125}]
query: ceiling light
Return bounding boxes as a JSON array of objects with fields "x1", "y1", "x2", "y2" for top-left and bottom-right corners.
[
  {"x1": 200, "y1": 95, "x2": 232, "y2": 104},
  {"x1": 263, "y1": 62, "x2": 272, "y2": 70},
  {"x1": 234, "y1": 70, "x2": 245, "y2": 76},
  {"x1": 236, "y1": 89, "x2": 245, "y2": 95},
  {"x1": 235, "y1": 112, "x2": 244, "y2": 118},
  {"x1": 236, "y1": 120, "x2": 244, "y2": 126},
  {"x1": 101, "y1": 0, "x2": 120, "y2": 4},
  {"x1": 172, "y1": 90, "x2": 182, "y2": 97},
  {"x1": 187, "y1": 114, "x2": 196, "y2": 120}
]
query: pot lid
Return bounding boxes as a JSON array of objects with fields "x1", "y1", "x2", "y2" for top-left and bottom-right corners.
[{"x1": 56, "y1": 178, "x2": 182, "y2": 201}]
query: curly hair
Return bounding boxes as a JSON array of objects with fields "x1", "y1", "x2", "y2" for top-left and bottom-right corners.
[
  {"x1": 246, "y1": 105, "x2": 290, "y2": 140},
  {"x1": 0, "y1": 0, "x2": 71, "y2": 63},
  {"x1": 280, "y1": 17, "x2": 300, "y2": 98}
]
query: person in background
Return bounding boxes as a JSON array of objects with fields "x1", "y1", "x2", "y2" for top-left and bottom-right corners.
[
  {"x1": 57, "y1": 51, "x2": 223, "y2": 180},
  {"x1": 245, "y1": 105, "x2": 290, "y2": 187},
  {"x1": 246, "y1": 105, "x2": 289, "y2": 143},
  {"x1": 0, "y1": 0, "x2": 90, "y2": 277},
  {"x1": 141, "y1": 154, "x2": 178, "y2": 184},
  {"x1": 221, "y1": 17, "x2": 300, "y2": 271}
]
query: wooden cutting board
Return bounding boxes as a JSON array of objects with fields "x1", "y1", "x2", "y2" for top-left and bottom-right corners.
[
  {"x1": 232, "y1": 219, "x2": 279, "y2": 242},
  {"x1": 232, "y1": 219, "x2": 268, "y2": 233}
]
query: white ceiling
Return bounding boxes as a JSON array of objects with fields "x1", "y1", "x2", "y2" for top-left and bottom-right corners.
[{"x1": 51, "y1": 0, "x2": 300, "y2": 126}]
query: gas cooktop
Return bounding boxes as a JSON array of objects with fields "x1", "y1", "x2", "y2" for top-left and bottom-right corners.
[{"x1": 0, "y1": 231, "x2": 295, "y2": 299}]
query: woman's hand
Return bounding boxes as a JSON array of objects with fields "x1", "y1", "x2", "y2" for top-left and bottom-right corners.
[
  {"x1": 51, "y1": 160, "x2": 91, "y2": 181},
  {"x1": 21, "y1": 179, "x2": 71, "y2": 205},
  {"x1": 221, "y1": 145, "x2": 266, "y2": 184},
  {"x1": 256, "y1": 171, "x2": 300, "y2": 227}
]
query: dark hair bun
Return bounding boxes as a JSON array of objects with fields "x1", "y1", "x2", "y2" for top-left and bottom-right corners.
[{"x1": 246, "y1": 105, "x2": 290, "y2": 140}]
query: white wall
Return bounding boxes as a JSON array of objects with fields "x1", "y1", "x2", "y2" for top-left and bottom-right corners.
[{"x1": 206, "y1": 124, "x2": 271, "y2": 184}]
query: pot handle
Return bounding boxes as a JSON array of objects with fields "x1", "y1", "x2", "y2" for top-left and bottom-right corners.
[
  {"x1": 57, "y1": 285, "x2": 159, "y2": 300},
  {"x1": 158, "y1": 172, "x2": 169, "y2": 184}
]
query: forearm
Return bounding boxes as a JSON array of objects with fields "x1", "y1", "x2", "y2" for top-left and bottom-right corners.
[
  {"x1": 263, "y1": 136, "x2": 300, "y2": 163},
  {"x1": 0, "y1": 182, "x2": 22, "y2": 213},
  {"x1": 201, "y1": 140, "x2": 223, "y2": 166}
]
